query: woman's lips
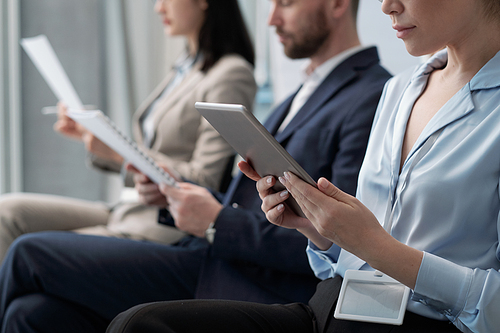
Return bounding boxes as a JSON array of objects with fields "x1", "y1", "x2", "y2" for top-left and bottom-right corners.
[{"x1": 393, "y1": 25, "x2": 416, "y2": 39}]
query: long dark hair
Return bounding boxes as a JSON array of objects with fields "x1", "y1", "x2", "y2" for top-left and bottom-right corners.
[{"x1": 198, "y1": 0, "x2": 255, "y2": 72}]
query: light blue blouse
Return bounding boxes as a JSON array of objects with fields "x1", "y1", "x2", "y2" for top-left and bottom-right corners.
[{"x1": 307, "y1": 49, "x2": 500, "y2": 333}]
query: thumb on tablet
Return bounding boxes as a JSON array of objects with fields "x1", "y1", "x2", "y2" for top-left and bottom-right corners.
[{"x1": 238, "y1": 160, "x2": 261, "y2": 182}]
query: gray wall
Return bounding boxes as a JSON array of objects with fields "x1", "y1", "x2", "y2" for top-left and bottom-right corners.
[{"x1": 19, "y1": 0, "x2": 107, "y2": 200}]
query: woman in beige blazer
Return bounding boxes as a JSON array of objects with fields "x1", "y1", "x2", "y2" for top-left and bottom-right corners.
[{"x1": 0, "y1": 0, "x2": 256, "y2": 261}]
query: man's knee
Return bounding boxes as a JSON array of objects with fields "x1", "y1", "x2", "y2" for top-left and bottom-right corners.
[
  {"x1": 9, "y1": 233, "x2": 47, "y2": 256},
  {"x1": 4, "y1": 293, "x2": 108, "y2": 333},
  {"x1": 3, "y1": 294, "x2": 50, "y2": 333},
  {"x1": 4, "y1": 232, "x2": 59, "y2": 271}
]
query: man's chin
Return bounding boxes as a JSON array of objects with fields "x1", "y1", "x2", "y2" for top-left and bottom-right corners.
[{"x1": 283, "y1": 47, "x2": 313, "y2": 60}]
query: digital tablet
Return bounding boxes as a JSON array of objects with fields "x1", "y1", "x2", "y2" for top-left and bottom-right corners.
[{"x1": 195, "y1": 102, "x2": 316, "y2": 218}]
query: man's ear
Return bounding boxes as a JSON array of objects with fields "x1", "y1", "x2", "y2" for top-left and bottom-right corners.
[{"x1": 329, "y1": 0, "x2": 351, "y2": 19}]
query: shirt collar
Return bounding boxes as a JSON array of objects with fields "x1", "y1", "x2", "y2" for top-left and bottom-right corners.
[
  {"x1": 173, "y1": 52, "x2": 198, "y2": 73},
  {"x1": 412, "y1": 48, "x2": 500, "y2": 92},
  {"x1": 470, "y1": 49, "x2": 500, "y2": 91},
  {"x1": 300, "y1": 45, "x2": 369, "y2": 84}
]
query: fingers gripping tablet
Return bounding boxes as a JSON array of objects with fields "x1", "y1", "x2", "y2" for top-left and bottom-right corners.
[{"x1": 195, "y1": 102, "x2": 316, "y2": 218}]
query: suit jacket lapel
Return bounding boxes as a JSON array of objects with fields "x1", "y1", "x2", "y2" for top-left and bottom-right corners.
[
  {"x1": 225, "y1": 48, "x2": 380, "y2": 206},
  {"x1": 274, "y1": 47, "x2": 379, "y2": 143},
  {"x1": 263, "y1": 92, "x2": 298, "y2": 135}
]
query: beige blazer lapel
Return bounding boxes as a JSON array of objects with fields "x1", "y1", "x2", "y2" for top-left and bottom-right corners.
[
  {"x1": 132, "y1": 72, "x2": 176, "y2": 146},
  {"x1": 132, "y1": 62, "x2": 205, "y2": 147}
]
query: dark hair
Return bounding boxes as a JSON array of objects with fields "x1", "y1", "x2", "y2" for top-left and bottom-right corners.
[
  {"x1": 482, "y1": 0, "x2": 500, "y2": 21},
  {"x1": 198, "y1": 0, "x2": 255, "y2": 72}
]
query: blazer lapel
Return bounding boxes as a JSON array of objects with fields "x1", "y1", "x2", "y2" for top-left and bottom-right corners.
[
  {"x1": 132, "y1": 72, "x2": 176, "y2": 145},
  {"x1": 160, "y1": 62, "x2": 205, "y2": 112},
  {"x1": 263, "y1": 93, "x2": 297, "y2": 135},
  {"x1": 134, "y1": 62, "x2": 205, "y2": 146},
  {"x1": 274, "y1": 47, "x2": 380, "y2": 143}
]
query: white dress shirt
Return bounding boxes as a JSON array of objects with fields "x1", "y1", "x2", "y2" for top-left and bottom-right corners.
[
  {"x1": 307, "y1": 49, "x2": 500, "y2": 333},
  {"x1": 277, "y1": 45, "x2": 366, "y2": 132}
]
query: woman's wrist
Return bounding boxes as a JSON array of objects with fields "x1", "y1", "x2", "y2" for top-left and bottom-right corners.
[
  {"x1": 298, "y1": 224, "x2": 333, "y2": 250},
  {"x1": 365, "y1": 236, "x2": 423, "y2": 289}
]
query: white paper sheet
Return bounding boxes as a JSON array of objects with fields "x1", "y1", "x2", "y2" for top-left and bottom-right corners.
[
  {"x1": 20, "y1": 34, "x2": 84, "y2": 109},
  {"x1": 20, "y1": 34, "x2": 176, "y2": 186}
]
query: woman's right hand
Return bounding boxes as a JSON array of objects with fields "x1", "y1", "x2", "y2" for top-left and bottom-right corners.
[
  {"x1": 239, "y1": 160, "x2": 333, "y2": 249},
  {"x1": 238, "y1": 161, "x2": 312, "y2": 230},
  {"x1": 53, "y1": 102, "x2": 87, "y2": 141}
]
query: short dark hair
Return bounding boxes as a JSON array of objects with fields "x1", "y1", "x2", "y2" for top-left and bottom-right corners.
[
  {"x1": 198, "y1": 0, "x2": 255, "y2": 72},
  {"x1": 482, "y1": 0, "x2": 500, "y2": 21}
]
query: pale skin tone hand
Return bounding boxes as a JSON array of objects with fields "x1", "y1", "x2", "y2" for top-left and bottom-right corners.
[
  {"x1": 239, "y1": 161, "x2": 422, "y2": 289},
  {"x1": 53, "y1": 102, "x2": 87, "y2": 141},
  {"x1": 127, "y1": 164, "x2": 169, "y2": 208},
  {"x1": 53, "y1": 103, "x2": 124, "y2": 164},
  {"x1": 127, "y1": 163, "x2": 222, "y2": 237},
  {"x1": 126, "y1": 163, "x2": 182, "y2": 208},
  {"x1": 158, "y1": 181, "x2": 222, "y2": 238},
  {"x1": 238, "y1": 161, "x2": 327, "y2": 245}
]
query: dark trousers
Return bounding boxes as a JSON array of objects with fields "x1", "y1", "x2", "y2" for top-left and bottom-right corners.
[
  {"x1": 107, "y1": 277, "x2": 462, "y2": 333},
  {"x1": 0, "y1": 232, "x2": 208, "y2": 333}
]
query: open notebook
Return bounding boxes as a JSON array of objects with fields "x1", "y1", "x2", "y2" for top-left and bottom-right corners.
[{"x1": 21, "y1": 34, "x2": 176, "y2": 186}]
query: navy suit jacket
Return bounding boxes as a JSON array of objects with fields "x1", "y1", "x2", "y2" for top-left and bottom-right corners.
[{"x1": 166, "y1": 47, "x2": 391, "y2": 304}]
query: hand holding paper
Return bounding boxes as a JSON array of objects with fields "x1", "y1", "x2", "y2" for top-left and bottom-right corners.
[
  {"x1": 21, "y1": 34, "x2": 177, "y2": 187},
  {"x1": 67, "y1": 108, "x2": 177, "y2": 187},
  {"x1": 52, "y1": 103, "x2": 87, "y2": 141}
]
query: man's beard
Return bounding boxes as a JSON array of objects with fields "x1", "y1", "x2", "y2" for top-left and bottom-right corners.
[{"x1": 280, "y1": 11, "x2": 330, "y2": 59}]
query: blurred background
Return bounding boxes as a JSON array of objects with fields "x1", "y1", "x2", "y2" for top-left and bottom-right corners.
[{"x1": 0, "y1": 0, "x2": 420, "y2": 203}]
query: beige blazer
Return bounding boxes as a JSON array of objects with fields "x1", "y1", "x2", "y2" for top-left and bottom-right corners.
[
  {"x1": 92, "y1": 54, "x2": 256, "y2": 190},
  {"x1": 83, "y1": 54, "x2": 256, "y2": 243}
]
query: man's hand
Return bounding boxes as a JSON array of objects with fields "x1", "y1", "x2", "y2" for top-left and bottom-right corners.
[{"x1": 159, "y1": 182, "x2": 223, "y2": 238}]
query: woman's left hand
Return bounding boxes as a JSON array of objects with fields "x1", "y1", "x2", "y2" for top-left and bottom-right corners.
[
  {"x1": 279, "y1": 172, "x2": 387, "y2": 261},
  {"x1": 280, "y1": 172, "x2": 423, "y2": 288}
]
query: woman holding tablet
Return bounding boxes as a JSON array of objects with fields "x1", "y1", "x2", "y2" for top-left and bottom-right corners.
[
  {"x1": 108, "y1": 0, "x2": 500, "y2": 332},
  {"x1": 0, "y1": 0, "x2": 255, "y2": 260}
]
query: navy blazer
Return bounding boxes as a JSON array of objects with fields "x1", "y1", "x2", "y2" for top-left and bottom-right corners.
[{"x1": 179, "y1": 47, "x2": 391, "y2": 304}]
